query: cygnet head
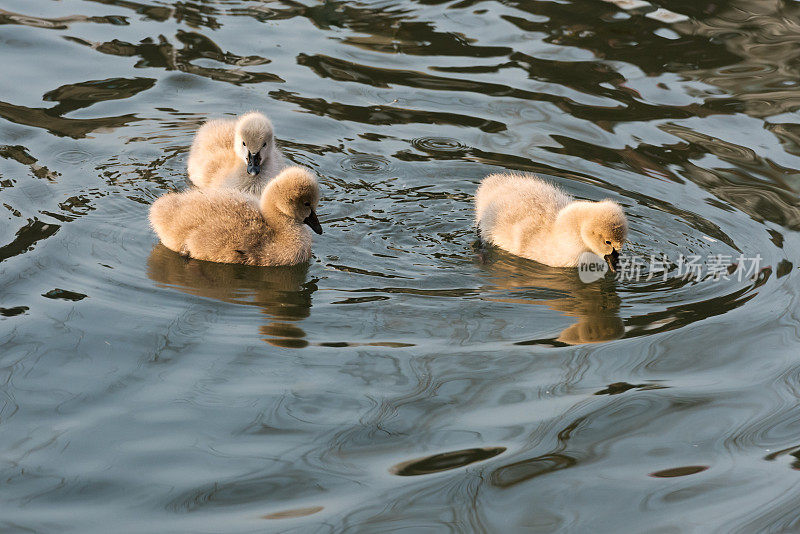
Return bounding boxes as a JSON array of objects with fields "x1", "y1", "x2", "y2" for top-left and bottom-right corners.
[
  {"x1": 579, "y1": 200, "x2": 628, "y2": 271},
  {"x1": 234, "y1": 112, "x2": 276, "y2": 176},
  {"x1": 261, "y1": 166, "x2": 323, "y2": 234}
]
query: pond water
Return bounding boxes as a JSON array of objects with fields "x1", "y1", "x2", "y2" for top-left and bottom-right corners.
[{"x1": 1, "y1": 0, "x2": 800, "y2": 531}]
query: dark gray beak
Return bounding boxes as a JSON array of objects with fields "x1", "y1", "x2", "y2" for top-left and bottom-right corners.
[
  {"x1": 304, "y1": 210, "x2": 323, "y2": 234},
  {"x1": 246, "y1": 152, "x2": 261, "y2": 175},
  {"x1": 604, "y1": 249, "x2": 619, "y2": 273}
]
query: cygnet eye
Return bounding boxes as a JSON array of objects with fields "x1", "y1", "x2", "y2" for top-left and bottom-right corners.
[
  {"x1": 304, "y1": 201, "x2": 311, "y2": 207},
  {"x1": 242, "y1": 141, "x2": 246, "y2": 147},
  {"x1": 605, "y1": 240, "x2": 611, "y2": 245}
]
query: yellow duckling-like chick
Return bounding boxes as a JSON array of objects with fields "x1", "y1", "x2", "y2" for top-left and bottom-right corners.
[
  {"x1": 475, "y1": 172, "x2": 628, "y2": 271},
  {"x1": 150, "y1": 166, "x2": 322, "y2": 266},
  {"x1": 187, "y1": 111, "x2": 285, "y2": 195}
]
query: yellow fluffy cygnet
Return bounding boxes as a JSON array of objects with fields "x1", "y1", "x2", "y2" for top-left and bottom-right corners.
[
  {"x1": 475, "y1": 172, "x2": 628, "y2": 270},
  {"x1": 150, "y1": 166, "x2": 322, "y2": 266},
  {"x1": 187, "y1": 111, "x2": 285, "y2": 195}
]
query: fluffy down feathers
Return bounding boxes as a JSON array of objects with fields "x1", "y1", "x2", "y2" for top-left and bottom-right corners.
[
  {"x1": 475, "y1": 172, "x2": 628, "y2": 268},
  {"x1": 150, "y1": 167, "x2": 321, "y2": 266},
  {"x1": 187, "y1": 111, "x2": 284, "y2": 195}
]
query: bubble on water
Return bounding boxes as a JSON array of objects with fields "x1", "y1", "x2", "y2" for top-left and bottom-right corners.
[{"x1": 339, "y1": 154, "x2": 392, "y2": 173}]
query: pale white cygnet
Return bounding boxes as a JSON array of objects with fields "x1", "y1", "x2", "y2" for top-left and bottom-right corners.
[
  {"x1": 475, "y1": 172, "x2": 628, "y2": 270},
  {"x1": 150, "y1": 166, "x2": 322, "y2": 266},
  {"x1": 186, "y1": 111, "x2": 285, "y2": 195}
]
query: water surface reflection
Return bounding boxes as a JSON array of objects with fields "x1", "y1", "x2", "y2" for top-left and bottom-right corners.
[
  {"x1": 147, "y1": 245, "x2": 315, "y2": 347},
  {"x1": 2, "y1": 0, "x2": 800, "y2": 531},
  {"x1": 478, "y1": 250, "x2": 624, "y2": 345}
]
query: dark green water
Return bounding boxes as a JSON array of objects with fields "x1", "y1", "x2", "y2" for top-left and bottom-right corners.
[{"x1": 1, "y1": 0, "x2": 799, "y2": 531}]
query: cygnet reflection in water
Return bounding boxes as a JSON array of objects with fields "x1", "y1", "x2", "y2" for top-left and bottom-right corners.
[
  {"x1": 146, "y1": 244, "x2": 315, "y2": 348},
  {"x1": 477, "y1": 248, "x2": 624, "y2": 345}
]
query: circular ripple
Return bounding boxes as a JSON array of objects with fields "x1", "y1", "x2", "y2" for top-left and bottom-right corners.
[
  {"x1": 411, "y1": 136, "x2": 468, "y2": 155},
  {"x1": 339, "y1": 154, "x2": 392, "y2": 173},
  {"x1": 54, "y1": 149, "x2": 99, "y2": 166}
]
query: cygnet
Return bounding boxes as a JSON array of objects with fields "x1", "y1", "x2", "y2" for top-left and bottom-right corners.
[
  {"x1": 150, "y1": 166, "x2": 322, "y2": 266},
  {"x1": 475, "y1": 172, "x2": 628, "y2": 270},
  {"x1": 187, "y1": 111, "x2": 285, "y2": 195}
]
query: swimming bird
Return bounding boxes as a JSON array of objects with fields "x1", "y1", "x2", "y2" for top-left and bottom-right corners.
[
  {"x1": 187, "y1": 111, "x2": 285, "y2": 195},
  {"x1": 474, "y1": 172, "x2": 628, "y2": 270},
  {"x1": 150, "y1": 166, "x2": 323, "y2": 266}
]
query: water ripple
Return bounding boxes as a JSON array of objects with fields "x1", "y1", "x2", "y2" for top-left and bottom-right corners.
[
  {"x1": 411, "y1": 136, "x2": 469, "y2": 155},
  {"x1": 339, "y1": 154, "x2": 392, "y2": 173},
  {"x1": 390, "y1": 447, "x2": 506, "y2": 476},
  {"x1": 1, "y1": 0, "x2": 799, "y2": 531}
]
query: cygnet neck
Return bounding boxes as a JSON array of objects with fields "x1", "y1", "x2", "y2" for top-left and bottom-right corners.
[
  {"x1": 259, "y1": 192, "x2": 298, "y2": 228},
  {"x1": 541, "y1": 201, "x2": 597, "y2": 265},
  {"x1": 554, "y1": 201, "x2": 596, "y2": 238}
]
